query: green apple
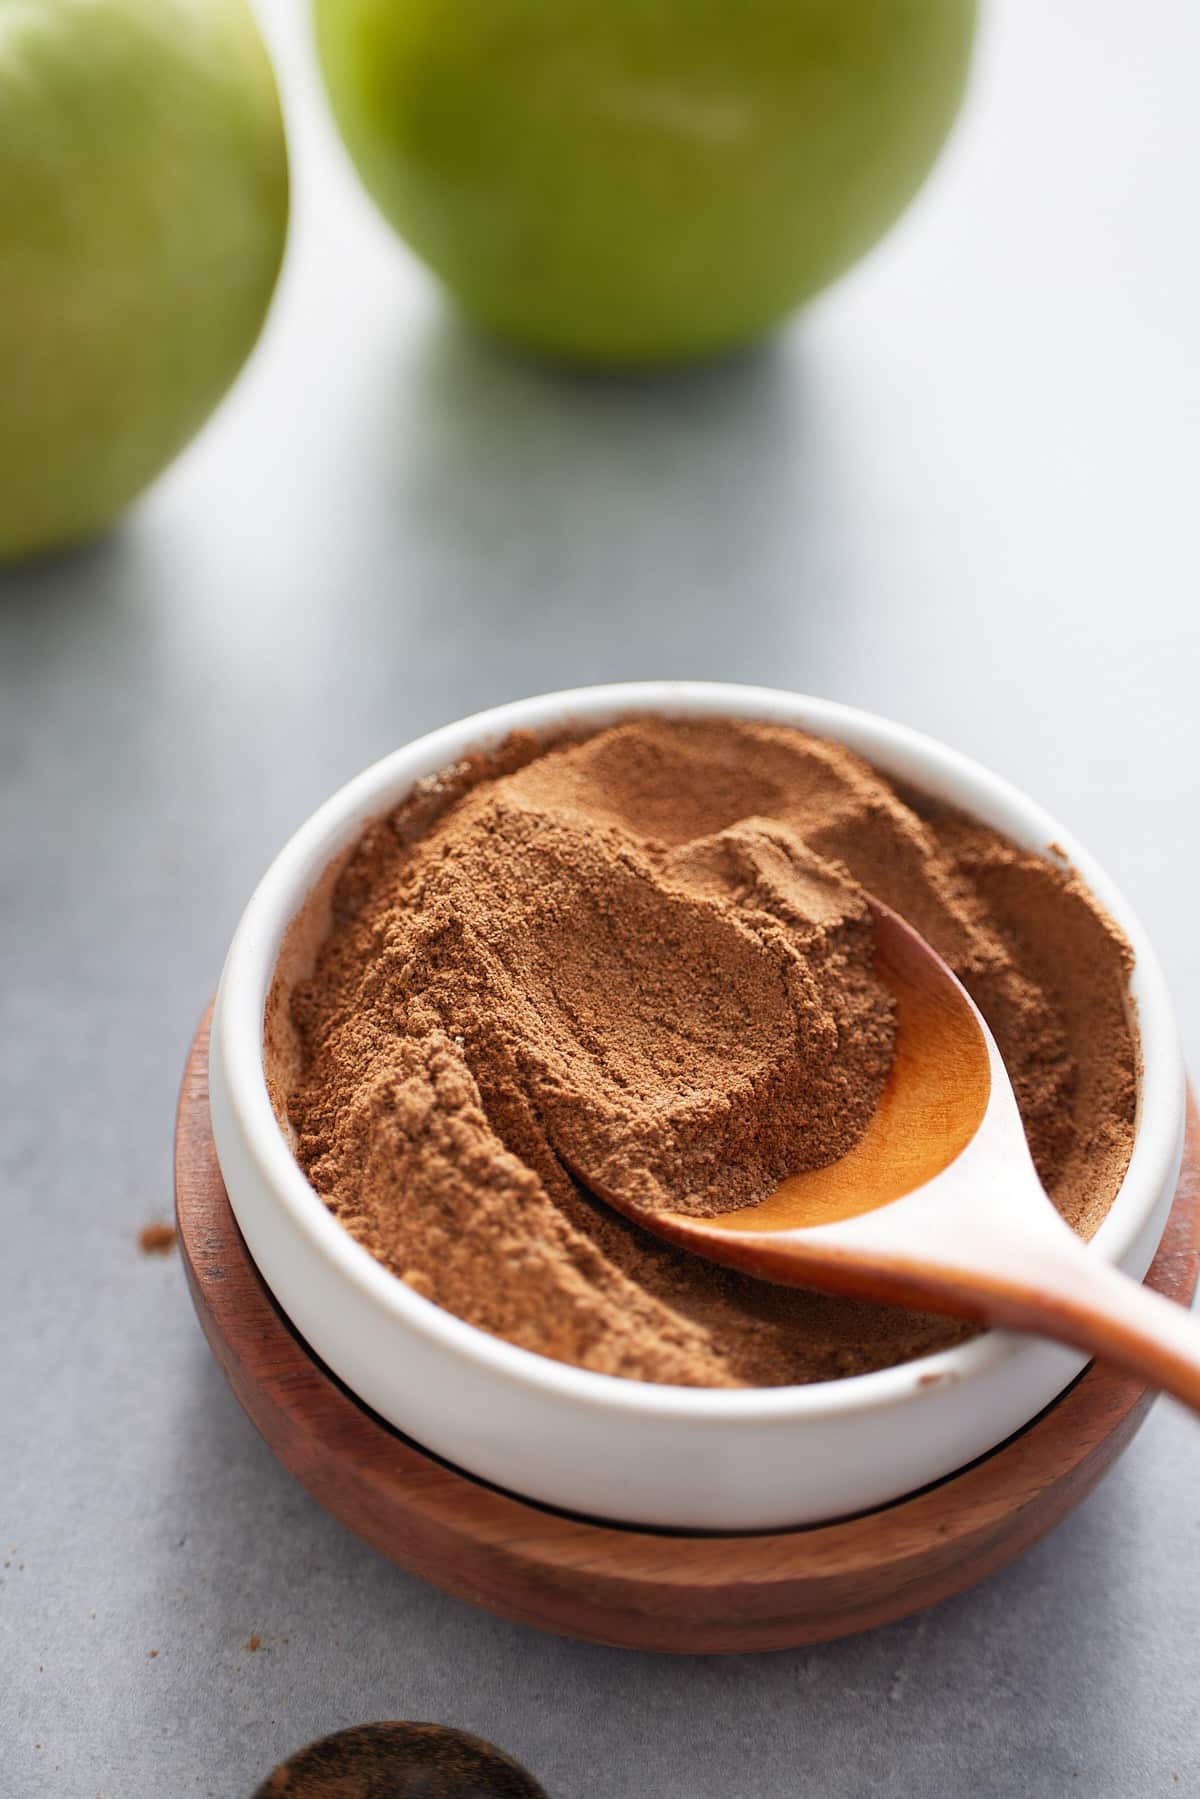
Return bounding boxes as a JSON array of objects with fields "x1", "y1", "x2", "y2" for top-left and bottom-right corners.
[
  {"x1": 314, "y1": 0, "x2": 976, "y2": 366},
  {"x1": 0, "y1": 0, "x2": 289, "y2": 562}
]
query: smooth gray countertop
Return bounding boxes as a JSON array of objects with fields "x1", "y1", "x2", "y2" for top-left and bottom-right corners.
[{"x1": 3, "y1": 3, "x2": 1199, "y2": 1794}]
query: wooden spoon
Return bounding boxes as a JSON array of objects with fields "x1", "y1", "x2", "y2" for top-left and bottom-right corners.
[{"x1": 587, "y1": 899, "x2": 1200, "y2": 1411}]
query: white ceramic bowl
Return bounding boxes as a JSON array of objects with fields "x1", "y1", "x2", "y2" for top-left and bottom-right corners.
[{"x1": 209, "y1": 683, "x2": 1186, "y2": 1531}]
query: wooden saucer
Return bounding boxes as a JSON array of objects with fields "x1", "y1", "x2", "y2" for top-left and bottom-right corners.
[{"x1": 176, "y1": 1011, "x2": 1200, "y2": 1654}]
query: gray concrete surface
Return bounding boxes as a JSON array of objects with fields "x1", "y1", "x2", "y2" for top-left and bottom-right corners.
[{"x1": 3, "y1": 2, "x2": 1199, "y2": 1793}]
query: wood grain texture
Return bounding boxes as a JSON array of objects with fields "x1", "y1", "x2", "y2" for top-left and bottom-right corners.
[
  {"x1": 252, "y1": 1722, "x2": 549, "y2": 1797},
  {"x1": 176, "y1": 1008, "x2": 1200, "y2": 1654}
]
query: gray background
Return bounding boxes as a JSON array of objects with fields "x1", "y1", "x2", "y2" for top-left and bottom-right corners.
[{"x1": 3, "y1": 1, "x2": 1199, "y2": 1793}]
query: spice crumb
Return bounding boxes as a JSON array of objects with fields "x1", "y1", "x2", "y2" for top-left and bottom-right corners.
[{"x1": 138, "y1": 1223, "x2": 177, "y2": 1256}]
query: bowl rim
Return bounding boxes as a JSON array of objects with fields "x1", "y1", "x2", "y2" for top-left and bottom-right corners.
[{"x1": 213, "y1": 681, "x2": 1185, "y2": 1425}]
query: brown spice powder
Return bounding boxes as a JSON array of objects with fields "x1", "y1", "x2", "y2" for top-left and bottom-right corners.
[
  {"x1": 138, "y1": 1223, "x2": 177, "y2": 1256},
  {"x1": 279, "y1": 719, "x2": 1137, "y2": 1388}
]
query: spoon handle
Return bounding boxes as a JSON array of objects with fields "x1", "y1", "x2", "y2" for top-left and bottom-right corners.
[{"x1": 959, "y1": 1227, "x2": 1200, "y2": 1414}]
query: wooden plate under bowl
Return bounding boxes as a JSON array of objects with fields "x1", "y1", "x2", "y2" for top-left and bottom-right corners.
[{"x1": 176, "y1": 1011, "x2": 1199, "y2": 1654}]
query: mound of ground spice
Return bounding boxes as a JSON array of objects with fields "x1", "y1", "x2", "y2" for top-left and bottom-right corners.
[{"x1": 278, "y1": 719, "x2": 1137, "y2": 1388}]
